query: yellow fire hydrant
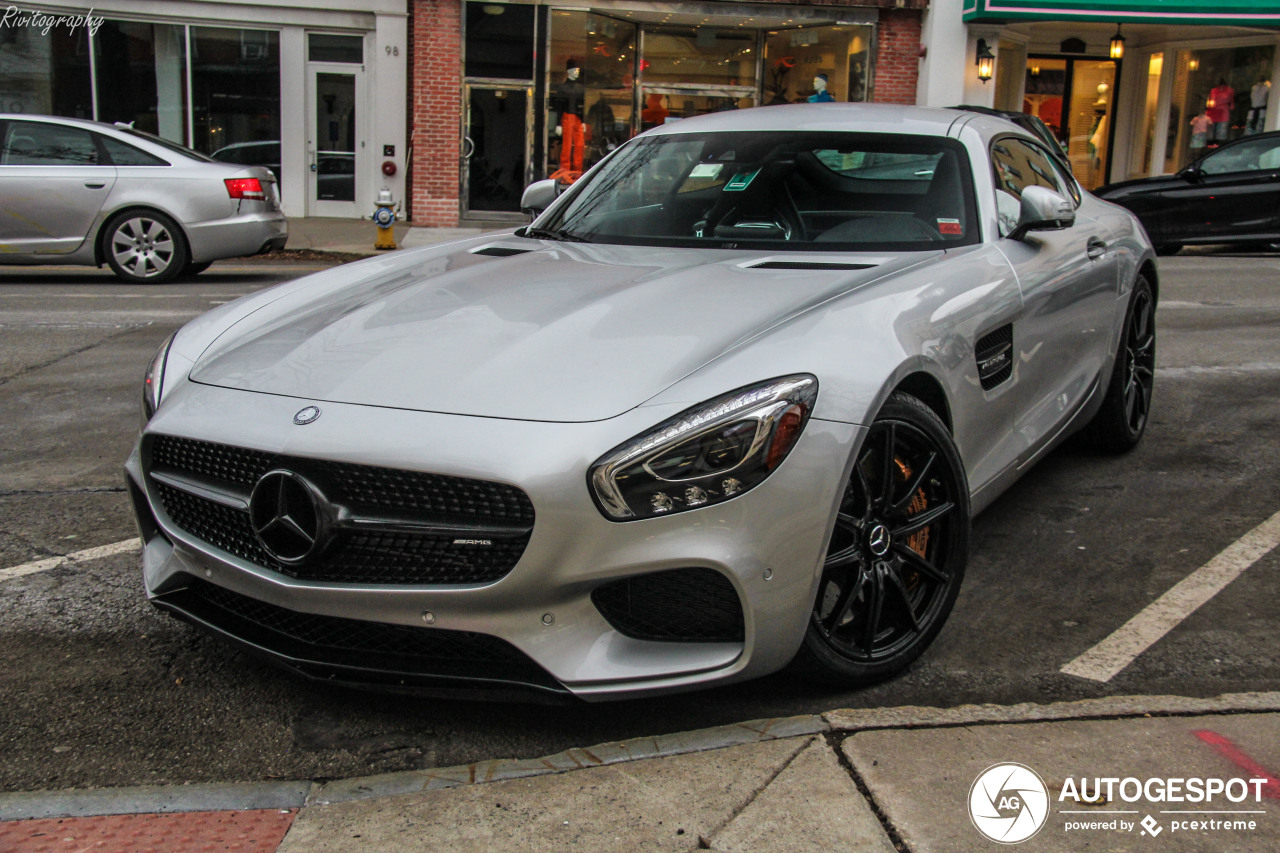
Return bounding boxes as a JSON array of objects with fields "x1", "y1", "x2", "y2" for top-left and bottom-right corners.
[{"x1": 372, "y1": 187, "x2": 398, "y2": 250}]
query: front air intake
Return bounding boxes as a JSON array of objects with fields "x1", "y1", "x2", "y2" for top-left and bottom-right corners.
[{"x1": 592, "y1": 568, "x2": 744, "y2": 642}]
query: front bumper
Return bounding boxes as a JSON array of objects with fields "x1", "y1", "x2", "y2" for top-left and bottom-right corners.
[{"x1": 125, "y1": 382, "x2": 860, "y2": 700}]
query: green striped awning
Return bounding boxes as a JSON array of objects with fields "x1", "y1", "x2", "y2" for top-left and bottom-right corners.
[{"x1": 963, "y1": 0, "x2": 1280, "y2": 26}]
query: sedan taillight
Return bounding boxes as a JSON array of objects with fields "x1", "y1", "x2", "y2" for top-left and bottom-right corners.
[{"x1": 224, "y1": 178, "x2": 266, "y2": 200}]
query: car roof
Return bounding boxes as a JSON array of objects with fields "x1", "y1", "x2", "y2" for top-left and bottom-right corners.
[
  {"x1": 644, "y1": 103, "x2": 984, "y2": 139},
  {"x1": 0, "y1": 112, "x2": 206, "y2": 163}
]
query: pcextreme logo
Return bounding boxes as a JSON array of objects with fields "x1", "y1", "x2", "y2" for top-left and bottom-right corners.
[{"x1": 968, "y1": 760, "x2": 1272, "y2": 844}]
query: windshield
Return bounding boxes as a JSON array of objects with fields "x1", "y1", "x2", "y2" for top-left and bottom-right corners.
[{"x1": 537, "y1": 130, "x2": 978, "y2": 251}]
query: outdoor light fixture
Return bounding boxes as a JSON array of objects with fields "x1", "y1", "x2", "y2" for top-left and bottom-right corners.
[
  {"x1": 1188, "y1": 55, "x2": 1200, "y2": 71},
  {"x1": 1031, "y1": 63, "x2": 1041, "y2": 76},
  {"x1": 1109, "y1": 24, "x2": 1126, "y2": 60},
  {"x1": 975, "y1": 38, "x2": 995, "y2": 83}
]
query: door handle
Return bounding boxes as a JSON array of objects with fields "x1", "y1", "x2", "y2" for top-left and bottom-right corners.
[
  {"x1": 461, "y1": 136, "x2": 476, "y2": 160},
  {"x1": 1087, "y1": 237, "x2": 1107, "y2": 260},
  {"x1": 84, "y1": 181, "x2": 106, "y2": 189}
]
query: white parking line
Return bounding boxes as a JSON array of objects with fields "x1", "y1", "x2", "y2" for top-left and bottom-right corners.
[
  {"x1": 1061, "y1": 509, "x2": 1280, "y2": 682},
  {"x1": 0, "y1": 539, "x2": 140, "y2": 583}
]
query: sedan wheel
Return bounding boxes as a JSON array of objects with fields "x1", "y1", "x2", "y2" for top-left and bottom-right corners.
[
  {"x1": 103, "y1": 211, "x2": 189, "y2": 284},
  {"x1": 793, "y1": 392, "x2": 969, "y2": 685},
  {"x1": 1082, "y1": 275, "x2": 1156, "y2": 452}
]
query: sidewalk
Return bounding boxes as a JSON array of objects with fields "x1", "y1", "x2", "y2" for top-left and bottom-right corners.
[
  {"x1": 3, "y1": 692, "x2": 1279, "y2": 852},
  {"x1": 282, "y1": 215, "x2": 518, "y2": 257}
]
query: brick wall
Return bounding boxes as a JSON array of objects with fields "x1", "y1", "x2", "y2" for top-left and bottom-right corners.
[
  {"x1": 409, "y1": 0, "x2": 463, "y2": 226},
  {"x1": 873, "y1": 9, "x2": 922, "y2": 105}
]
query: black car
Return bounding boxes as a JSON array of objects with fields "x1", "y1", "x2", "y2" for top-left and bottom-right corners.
[{"x1": 1096, "y1": 131, "x2": 1280, "y2": 255}]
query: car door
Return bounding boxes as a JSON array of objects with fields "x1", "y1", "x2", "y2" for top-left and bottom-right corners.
[
  {"x1": 1173, "y1": 136, "x2": 1280, "y2": 239},
  {"x1": 990, "y1": 136, "x2": 1119, "y2": 457},
  {"x1": 0, "y1": 119, "x2": 117, "y2": 255}
]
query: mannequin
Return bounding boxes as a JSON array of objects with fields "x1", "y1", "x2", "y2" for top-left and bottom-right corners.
[
  {"x1": 1207, "y1": 78, "x2": 1235, "y2": 144},
  {"x1": 808, "y1": 73, "x2": 835, "y2": 103},
  {"x1": 1247, "y1": 78, "x2": 1271, "y2": 135},
  {"x1": 551, "y1": 59, "x2": 586, "y2": 174}
]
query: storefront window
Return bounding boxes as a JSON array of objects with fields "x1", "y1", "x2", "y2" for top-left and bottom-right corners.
[
  {"x1": 763, "y1": 26, "x2": 873, "y2": 105},
  {"x1": 547, "y1": 10, "x2": 636, "y2": 180},
  {"x1": 1166, "y1": 45, "x2": 1275, "y2": 172},
  {"x1": 643, "y1": 26, "x2": 756, "y2": 89},
  {"x1": 189, "y1": 28, "x2": 281, "y2": 162},
  {"x1": 94, "y1": 21, "x2": 188, "y2": 143},
  {"x1": 0, "y1": 25, "x2": 92, "y2": 117},
  {"x1": 465, "y1": 2, "x2": 535, "y2": 80},
  {"x1": 1022, "y1": 57, "x2": 1114, "y2": 190}
]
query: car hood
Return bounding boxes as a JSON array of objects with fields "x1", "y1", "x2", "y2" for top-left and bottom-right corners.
[{"x1": 189, "y1": 240, "x2": 932, "y2": 422}]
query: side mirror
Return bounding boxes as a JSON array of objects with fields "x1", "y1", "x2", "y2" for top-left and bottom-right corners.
[
  {"x1": 520, "y1": 179, "x2": 562, "y2": 215},
  {"x1": 1009, "y1": 185, "x2": 1076, "y2": 241},
  {"x1": 1179, "y1": 163, "x2": 1202, "y2": 182}
]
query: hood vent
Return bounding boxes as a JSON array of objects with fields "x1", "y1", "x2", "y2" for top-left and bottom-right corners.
[
  {"x1": 471, "y1": 245, "x2": 533, "y2": 258},
  {"x1": 747, "y1": 260, "x2": 875, "y2": 271}
]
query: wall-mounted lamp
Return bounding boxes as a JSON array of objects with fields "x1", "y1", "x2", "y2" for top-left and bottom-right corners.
[
  {"x1": 975, "y1": 38, "x2": 995, "y2": 83},
  {"x1": 1188, "y1": 55, "x2": 1200, "y2": 71},
  {"x1": 1109, "y1": 24, "x2": 1126, "y2": 60},
  {"x1": 1030, "y1": 63, "x2": 1041, "y2": 76}
]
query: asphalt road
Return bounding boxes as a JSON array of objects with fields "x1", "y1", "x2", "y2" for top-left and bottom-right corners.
[{"x1": 1, "y1": 252, "x2": 1277, "y2": 792}]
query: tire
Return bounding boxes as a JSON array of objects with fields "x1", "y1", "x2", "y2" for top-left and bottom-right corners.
[
  {"x1": 791, "y1": 392, "x2": 970, "y2": 686},
  {"x1": 183, "y1": 260, "x2": 213, "y2": 277},
  {"x1": 102, "y1": 211, "x2": 189, "y2": 284},
  {"x1": 1081, "y1": 275, "x2": 1156, "y2": 453}
]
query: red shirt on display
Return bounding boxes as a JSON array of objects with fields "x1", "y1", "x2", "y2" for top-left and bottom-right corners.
[{"x1": 1207, "y1": 85, "x2": 1235, "y2": 123}]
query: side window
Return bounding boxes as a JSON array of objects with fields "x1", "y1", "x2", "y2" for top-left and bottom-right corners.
[
  {"x1": 1200, "y1": 138, "x2": 1280, "y2": 175},
  {"x1": 99, "y1": 135, "x2": 167, "y2": 166},
  {"x1": 990, "y1": 137, "x2": 1068, "y2": 237},
  {"x1": 1, "y1": 122, "x2": 99, "y2": 166}
]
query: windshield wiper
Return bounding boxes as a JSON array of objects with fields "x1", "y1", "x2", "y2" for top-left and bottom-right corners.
[{"x1": 521, "y1": 226, "x2": 591, "y2": 243}]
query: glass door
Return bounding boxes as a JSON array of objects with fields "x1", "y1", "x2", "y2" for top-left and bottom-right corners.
[
  {"x1": 463, "y1": 84, "x2": 532, "y2": 216},
  {"x1": 307, "y1": 67, "x2": 362, "y2": 217}
]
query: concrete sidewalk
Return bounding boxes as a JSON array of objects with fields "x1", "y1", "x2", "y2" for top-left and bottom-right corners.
[
  {"x1": 283, "y1": 215, "x2": 518, "y2": 257},
  {"x1": 3, "y1": 692, "x2": 1279, "y2": 852}
]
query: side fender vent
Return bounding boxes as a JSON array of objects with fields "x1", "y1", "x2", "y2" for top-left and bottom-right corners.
[
  {"x1": 975, "y1": 323, "x2": 1014, "y2": 390},
  {"x1": 471, "y1": 245, "x2": 532, "y2": 258}
]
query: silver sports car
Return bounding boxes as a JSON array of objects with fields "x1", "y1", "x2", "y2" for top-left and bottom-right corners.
[{"x1": 125, "y1": 104, "x2": 1157, "y2": 700}]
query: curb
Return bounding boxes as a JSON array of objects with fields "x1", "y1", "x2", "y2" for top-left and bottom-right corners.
[
  {"x1": 6, "y1": 692, "x2": 1279, "y2": 821},
  {"x1": 0, "y1": 780, "x2": 313, "y2": 822}
]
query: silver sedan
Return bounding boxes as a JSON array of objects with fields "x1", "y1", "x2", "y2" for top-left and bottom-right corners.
[
  {"x1": 126, "y1": 104, "x2": 1156, "y2": 700},
  {"x1": 0, "y1": 114, "x2": 286, "y2": 283}
]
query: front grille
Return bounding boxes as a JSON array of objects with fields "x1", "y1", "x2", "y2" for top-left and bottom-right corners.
[
  {"x1": 592, "y1": 568, "x2": 745, "y2": 643},
  {"x1": 156, "y1": 578, "x2": 563, "y2": 692},
  {"x1": 146, "y1": 435, "x2": 534, "y2": 585}
]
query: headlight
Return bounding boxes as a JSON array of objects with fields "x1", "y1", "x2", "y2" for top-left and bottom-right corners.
[
  {"x1": 590, "y1": 375, "x2": 818, "y2": 520},
  {"x1": 141, "y1": 332, "x2": 176, "y2": 425}
]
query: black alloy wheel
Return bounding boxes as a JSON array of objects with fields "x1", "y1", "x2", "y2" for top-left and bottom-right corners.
[
  {"x1": 793, "y1": 392, "x2": 969, "y2": 685},
  {"x1": 1083, "y1": 275, "x2": 1156, "y2": 453}
]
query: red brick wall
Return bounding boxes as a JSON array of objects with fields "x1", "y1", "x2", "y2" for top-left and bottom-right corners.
[
  {"x1": 873, "y1": 9, "x2": 922, "y2": 105},
  {"x1": 409, "y1": 0, "x2": 463, "y2": 226}
]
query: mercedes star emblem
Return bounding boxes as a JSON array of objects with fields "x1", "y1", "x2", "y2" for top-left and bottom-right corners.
[
  {"x1": 868, "y1": 523, "x2": 892, "y2": 557},
  {"x1": 249, "y1": 470, "x2": 329, "y2": 564},
  {"x1": 293, "y1": 406, "x2": 321, "y2": 425}
]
